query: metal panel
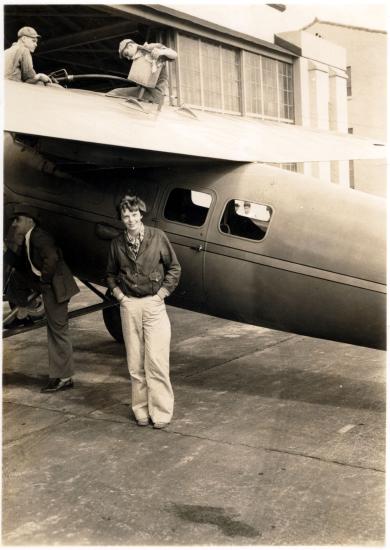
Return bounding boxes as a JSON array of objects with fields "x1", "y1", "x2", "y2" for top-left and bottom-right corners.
[{"x1": 203, "y1": 249, "x2": 386, "y2": 349}]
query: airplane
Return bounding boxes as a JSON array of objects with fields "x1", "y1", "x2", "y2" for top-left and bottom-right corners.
[{"x1": 3, "y1": 78, "x2": 387, "y2": 350}]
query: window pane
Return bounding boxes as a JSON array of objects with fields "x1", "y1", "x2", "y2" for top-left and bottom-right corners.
[
  {"x1": 244, "y1": 53, "x2": 294, "y2": 120},
  {"x1": 348, "y1": 128, "x2": 355, "y2": 187},
  {"x1": 178, "y1": 35, "x2": 202, "y2": 105},
  {"x1": 269, "y1": 162, "x2": 298, "y2": 172},
  {"x1": 244, "y1": 51, "x2": 262, "y2": 115},
  {"x1": 278, "y1": 61, "x2": 294, "y2": 120},
  {"x1": 349, "y1": 160, "x2": 355, "y2": 188},
  {"x1": 220, "y1": 199, "x2": 271, "y2": 240},
  {"x1": 164, "y1": 188, "x2": 211, "y2": 226},
  {"x1": 221, "y1": 47, "x2": 240, "y2": 112},
  {"x1": 262, "y1": 57, "x2": 278, "y2": 118},
  {"x1": 201, "y1": 41, "x2": 222, "y2": 109},
  {"x1": 282, "y1": 163, "x2": 297, "y2": 172},
  {"x1": 178, "y1": 34, "x2": 241, "y2": 113},
  {"x1": 177, "y1": 33, "x2": 294, "y2": 120},
  {"x1": 347, "y1": 66, "x2": 352, "y2": 97}
]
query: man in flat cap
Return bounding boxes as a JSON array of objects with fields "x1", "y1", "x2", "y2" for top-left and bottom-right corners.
[
  {"x1": 4, "y1": 204, "x2": 79, "y2": 392},
  {"x1": 4, "y1": 26, "x2": 52, "y2": 84}
]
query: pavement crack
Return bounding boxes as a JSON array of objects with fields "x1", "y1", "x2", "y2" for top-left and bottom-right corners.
[
  {"x1": 4, "y1": 397, "x2": 384, "y2": 474},
  {"x1": 180, "y1": 334, "x2": 299, "y2": 378},
  {"x1": 3, "y1": 414, "x2": 74, "y2": 446},
  {"x1": 166, "y1": 429, "x2": 385, "y2": 474},
  {"x1": 264, "y1": 445, "x2": 385, "y2": 473},
  {"x1": 3, "y1": 399, "x2": 128, "y2": 425}
]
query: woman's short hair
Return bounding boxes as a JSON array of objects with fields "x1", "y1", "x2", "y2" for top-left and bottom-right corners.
[{"x1": 117, "y1": 194, "x2": 147, "y2": 218}]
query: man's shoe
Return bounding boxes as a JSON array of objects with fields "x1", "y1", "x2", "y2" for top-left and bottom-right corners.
[
  {"x1": 4, "y1": 316, "x2": 35, "y2": 329},
  {"x1": 136, "y1": 418, "x2": 150, "y2": 427},
  {"x1": 153, "y1": 422, "x2": 169, "y2": 429},
  {"x1": 41, "y1": 378, "x2": 74, "y2": 393}
]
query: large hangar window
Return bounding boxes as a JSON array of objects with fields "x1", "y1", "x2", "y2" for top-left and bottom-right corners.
[
  {"x1": 269, "y1": 162, "x2": 298, "y2": 172},
  {"x1": 176, "y1": 33, "x2": 294, "y2": 123},
  {"x1": 164, "y1": 188, "x2": 212, "y2": 226},
  {"x1": 177, "y1": 34, "x2": 241, "y2": 114},
  {"x1": 243, "y1": 52, "x2": 294, "y2": 122},
  {"x1": 220, "y1": 199, "x2": 272, "y2": 240}
]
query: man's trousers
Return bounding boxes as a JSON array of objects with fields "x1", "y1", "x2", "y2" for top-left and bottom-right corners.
[
  {"x1": 120, "y1": 295, "x2": 174, "y2": 424},
  {"x1": 41, "y1": 285, "x2": 74, "y2": 379},
  {"x1": 7, "y1": 271, "x2": 74, "y2": 379}
]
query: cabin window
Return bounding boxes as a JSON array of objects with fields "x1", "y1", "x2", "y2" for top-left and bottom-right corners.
[
  {"x1": 220, "y1": 199, "x2": 272, "y2": 240},
  {"x1": 164, "y1": 188, "x2": 212, "y2": 226}
]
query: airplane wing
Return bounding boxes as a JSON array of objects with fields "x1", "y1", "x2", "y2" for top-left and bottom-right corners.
[{"x1": 4, "y1": 80, "x2": 386, "y2": 164}]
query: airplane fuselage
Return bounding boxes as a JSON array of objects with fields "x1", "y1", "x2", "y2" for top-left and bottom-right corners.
[{"x1": 4, "y1": 132, "x2": 386, "y2": 349}]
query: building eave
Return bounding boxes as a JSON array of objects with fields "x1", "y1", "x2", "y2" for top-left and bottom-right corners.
[
  {"x1": 99, "y1": 3, "x2": 298, "y2": 60},
  {"x1": 302, "y1": 17, "x2": 387, "y2": 35}
]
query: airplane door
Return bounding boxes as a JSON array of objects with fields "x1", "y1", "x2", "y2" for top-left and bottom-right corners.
[
  {"x1": 204, "y1": 195, "x2": 274, "y2": 325},
  {"x1": 156, "y1": 186, "x2": 213, "y2": 308}
]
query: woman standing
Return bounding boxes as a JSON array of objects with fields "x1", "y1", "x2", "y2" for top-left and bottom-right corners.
[{"x1": 106, "y1": 194, "x2": 181, "y2": 429}]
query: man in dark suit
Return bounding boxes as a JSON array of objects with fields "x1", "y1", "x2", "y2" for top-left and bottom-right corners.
[{"x1": 4, "y1": 204, "x2": 79, "y2": 392}]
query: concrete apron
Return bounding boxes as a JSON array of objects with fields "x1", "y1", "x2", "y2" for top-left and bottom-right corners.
[{"x1": 3, "y1": 288, "x2": 386, "y2": 545}]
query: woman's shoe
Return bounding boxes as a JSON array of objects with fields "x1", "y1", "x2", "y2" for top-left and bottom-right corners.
[
  {"x1": 136, "y1": 418, "x2": 149, "y2": 427},
  {"x1": 153, "y1": 422, "x2": 169, "y2": 429}
]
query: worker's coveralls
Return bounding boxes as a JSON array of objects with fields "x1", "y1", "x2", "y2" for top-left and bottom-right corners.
[
  {"x1": 107, "y1": 42, "x2": 176, "y2": 104},
  {"x1": 4, "y1": 42, "x2": 37, "y2": 82}
]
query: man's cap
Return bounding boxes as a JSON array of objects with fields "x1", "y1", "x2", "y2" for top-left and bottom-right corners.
[
  {"x1": 12, "y1": 203, "x2": 39, "y2": 221},
  {"x1": 119, "y1": 38, "x2": 136, "y2": 59},
  {"x1": 17, "y1": 26, "x2": 41, "y2": 39}
]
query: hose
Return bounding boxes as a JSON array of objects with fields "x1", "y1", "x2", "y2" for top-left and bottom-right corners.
[{"x1": 52, "y1": 74, "x2": 133, "y2": 85}]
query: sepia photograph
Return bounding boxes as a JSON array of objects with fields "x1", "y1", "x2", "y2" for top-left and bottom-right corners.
[{"x1": 2, "y1": 0, "x2": 386, "y2": 546}]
